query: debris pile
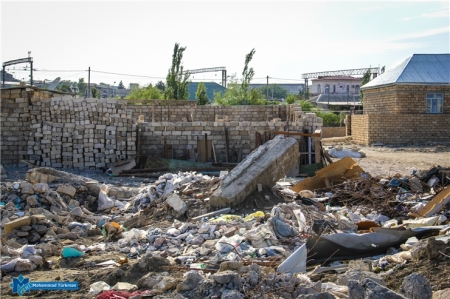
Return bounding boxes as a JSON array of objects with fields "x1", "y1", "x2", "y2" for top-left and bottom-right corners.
[{"x1": 1, "y1": 154, "x2": 450, "y2": 298}]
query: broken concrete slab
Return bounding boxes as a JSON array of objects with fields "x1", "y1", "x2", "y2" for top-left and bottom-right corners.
[
  {"x1": 348, "y1": 279, "x2": 407, "y2": 299},
  {"x1": 107, "y1": 158, "x2": 136, "y2": 176},
  {"x1": 400, "y1": 273, "x2": 432, "y2": 299},
  {"x1": 57, "y1": 185, "x2": 77, "y2": 197},
  {"x1": 166, "y1": 194, "x2": 188, "y2": 215},
  {"x1": 4, "y1": 216, "x2": 31, "y2": 234},
  {"x1": 210, "y1": 135, "x2": 299, "y2": 207},
  {"x1": 292, "y1": 156, "x2": 365, "y2": 193}
]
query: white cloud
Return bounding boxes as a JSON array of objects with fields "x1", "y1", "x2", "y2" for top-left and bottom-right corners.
[{"x1": 400, "y1": 8, "x2": 449, "y2": 21}]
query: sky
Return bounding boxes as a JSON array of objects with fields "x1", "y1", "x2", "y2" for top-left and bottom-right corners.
[{"x1": 1, "y1": 0, "x2": 449, "y2": 88}]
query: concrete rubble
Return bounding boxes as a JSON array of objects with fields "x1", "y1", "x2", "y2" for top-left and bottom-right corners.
[{"x1": 1, "y1": 157, "x2": 450, "y2": 298}]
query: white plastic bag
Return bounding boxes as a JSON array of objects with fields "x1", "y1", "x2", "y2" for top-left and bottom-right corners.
[
  {"x1": 97, "y1": 184, "x2": 115, "y2": 211},
  {"x1": 88, "y1": 281, "x2": 110, "y2": 296}
]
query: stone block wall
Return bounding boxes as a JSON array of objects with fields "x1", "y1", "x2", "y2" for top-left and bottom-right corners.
[
  {"x1": 362, "y1": 85, "x2": 450, "y2": 114},
  {"x1": 322, "y1": 127, "x2": 346, "y2": 138},
  {"x1": 1, "y1": 87, "x2": 321, "y2": 168},
  {"x1": 351, "y1": 114, "x2": 450, "y2": 145}
]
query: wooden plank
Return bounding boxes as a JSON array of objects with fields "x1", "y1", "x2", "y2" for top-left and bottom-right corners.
[
  {"x1": 314, "y1": 129, "x2": 322, "y2": 164},
  {"x1": 273, "y1": 130, "x2": 321, "y2": 137}
]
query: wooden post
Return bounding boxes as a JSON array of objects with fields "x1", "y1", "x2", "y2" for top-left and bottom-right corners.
[{"x1": 314, "y1": 129, "x2": 322, "y2": 164}]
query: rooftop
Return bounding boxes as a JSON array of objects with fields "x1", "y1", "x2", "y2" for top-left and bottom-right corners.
[{"x1": 362, "y1": 54, "x2": 450, "y2": 90}]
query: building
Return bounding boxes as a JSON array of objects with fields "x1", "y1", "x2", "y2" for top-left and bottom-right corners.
[
  {"x1": 310, "y1": 76, "x2": 362, "y2": 96},
  {"x1": 248, "y1": 83, "x2": 305, "y2": 99},
  {"x1": 350, "y1": 53, "x2": 450, "y2": 145},
  {"x1": 188, "y1": 82, "x2": 226, "y2": 101}
]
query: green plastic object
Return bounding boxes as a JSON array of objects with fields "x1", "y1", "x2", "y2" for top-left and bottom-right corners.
[{"x1": 61, "y1": 247, "x2": 84, "y2": 258}]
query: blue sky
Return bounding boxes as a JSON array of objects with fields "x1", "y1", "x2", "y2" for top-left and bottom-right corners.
[{"x1": 1, "y1": 0, "x2": 449, "y2": 87}]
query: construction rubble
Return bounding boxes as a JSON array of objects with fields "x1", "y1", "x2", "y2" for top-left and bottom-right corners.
[{"x1": 1, "y1": 150, "x2": 450, "y2": 298}]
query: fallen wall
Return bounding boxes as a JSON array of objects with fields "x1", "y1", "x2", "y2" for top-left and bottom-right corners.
[{"x1": 209, "y1": 135, "x2": 300, "y2": 207}]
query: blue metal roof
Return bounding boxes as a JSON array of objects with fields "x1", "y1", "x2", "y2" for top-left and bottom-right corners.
[{"x1": 361, "y1": 54, "x2": 450, "y2": 89}]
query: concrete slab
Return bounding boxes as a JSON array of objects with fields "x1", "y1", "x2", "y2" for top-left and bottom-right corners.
[{"x1": 209, "y1": 135, "x2": 299, "y2": 207}]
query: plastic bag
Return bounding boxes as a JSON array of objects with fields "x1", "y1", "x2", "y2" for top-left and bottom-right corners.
[
  {"x1": 293, "y1": 209, "x2": 307, "y2": 232},
  {"x1": 61, "y1": 247, "x2": 84, "y2": 258},
  {"x1": 88, "y1": 281, "x2": 110, "y2": 296},
  {"x1": 210, "y1": 215, "x2": 242, "y2": 223},
  {"x1": 215, "y1": 235, "x2": 243, "y2": 253},
  {"x1": 244, "y1": 211, "x2": 265, "y2": 222},
  {"x1": 97, "y1": 184, "x2": 115, "y2": 211}
]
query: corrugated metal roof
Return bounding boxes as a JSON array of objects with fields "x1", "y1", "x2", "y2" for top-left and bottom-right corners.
[{"x1": 361, "y1": 54, "x2": 450, "y2": 89}]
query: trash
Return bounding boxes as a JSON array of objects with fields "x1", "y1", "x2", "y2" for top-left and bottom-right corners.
[
  {"x1": 409, "y1": 187, "x2": 450, "y2": 218},
  {"x1": 270, "y1": 215, "x2": 299, "y2": 238},
  {"x1": 96, "y1": 260, "x2": 121, "y2": 267},
  {"x1": 98, "y1": 184, "x2": 115, "y2": 211},
  {"x1": 327, "y1": 147, "x2": 366, "y2": 158},
  {"x1": 244, "y1": 224, "x2": 278, "y2": 248},
  {"x1": 292, "y1": 157, "x2": 365, "y2": 192},
  {"x1": 243, "y1": 211, "x2": 265, "y2": 222},
  {"x1": 88, "y1": 281, "x2": 110, "y2": 296},
  {"x1": 277, "y1": 243, "x2": 307, "y2": 274},
  {"x1": 166, "y1": 194, "x2": 188, "y2": 215},
  {"x1": 4, "y1": 216, "x2": 31, "y2": 234},
  {"x1": 106, "y1": 158, "x2": 136, "y2": 176},
  {"x1": 95, "y1": 290, "x2": 151, "y2": 299},
  {"x1": 215, "y1": 235, "x2": 244, "y2": 253},
  {"x1": 61, "y1": 246, "x2": 84, "y2": 258},
  {"x1": 210, "y1": 214, "x2": 242, "y2": 223},
  {"x1": 402, "y1": 216, "x2": 441, "y2": 228}
]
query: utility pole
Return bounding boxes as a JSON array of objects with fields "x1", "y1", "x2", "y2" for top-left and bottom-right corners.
[
  {"x1": 88, "y1": 67, "x2": 91, "y2": 98},
  {"x1": 266, "y1": 76, "x2": 269, "y2": 100}
]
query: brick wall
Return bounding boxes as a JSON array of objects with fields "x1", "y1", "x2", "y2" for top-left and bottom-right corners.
[
  {"x1": 363, "y1": 85, "x2": 450, "y2": 115},
  {"x1": 351, "y1": 114, "x2": 450, "y2": 145},
  {"x1": 322, "y1": 127, "x2": 346, "y2": 138}
]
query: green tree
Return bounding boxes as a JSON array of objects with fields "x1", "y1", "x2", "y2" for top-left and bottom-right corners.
[
  {"x1": 77, "y1": 78, "x2": 87, "y2": 97},
  {"x1": 195, "y1": 82, "x2": 209, "y2": 105},
  {"x1": 118, "y1": 80, "x2": 125, "y2": 89},
  {"x1": 155, "y1": 81, "x2": 165, "y2": 92},
  {"x1": 56, "y1": 81, "x2": 72, "y2": 93},
  {"x1": 240, "y1": 48, "x2": 256, "y2": 102},
  {"x1": 91, "y1": 86, "x2": 100, "y2": 99},
  {"x1": 298, "y1": 99, "x2": 315, "y2": 111},
  {"x1": 125, "y1": 84, "x2": 163, "y2": 100},
  {"x1": 286, "y1": 94, "x2": 297, "y2": 104},
  {"x1": 360, "y1": 69, "x2": 371, "y2": 102},
  {"x1": 257, "y1": 84, "x2": 288, "y2": 100},
  {"x1": 164, "y1": 43, "x2": 190, "y2": 100}
]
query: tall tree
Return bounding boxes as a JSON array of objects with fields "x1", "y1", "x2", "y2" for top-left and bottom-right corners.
[
  {"x1": 125, "y1": 84, "x2": 163, "y2": 100},
  {"x1": 195, "y1": 82, "x2": 209, "y2": 105},
  {"x1": 240, "y1": 48, "x2": 256, "y2": 102},
  {"x1": 117, "y1": 80, "x2": 125, "y2": 89},
  {"x1": 91, "y1": 86, "x2": 100, "y2": 99},
  {"x1": 77, "y1": 78, "x2": 87, "y2": 97},
  {"x1": 359, "y1": 69, "x2": 371, "y2": 102},
  {"x1": 164, "y1": 43, "x2": 190, "y2": 100},
  {"x1": 155, "y1": 81, "x2": 166, "y2": 92}
]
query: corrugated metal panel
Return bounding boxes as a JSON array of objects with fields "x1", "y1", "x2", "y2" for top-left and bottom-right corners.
[{"x1": 362, "y1": 54, "x2": 450, "y2": 89}]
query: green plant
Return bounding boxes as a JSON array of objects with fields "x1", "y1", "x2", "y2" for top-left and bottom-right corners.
[
  {"x1": 164, "y1": 43, "x2": 190, "y2": 100},
  {"x1": 195, "y1": 82, "x2": 209, "y2": 105},
  {"x1": 125, "y1": 84, "x2": 163, "y2": 100}
]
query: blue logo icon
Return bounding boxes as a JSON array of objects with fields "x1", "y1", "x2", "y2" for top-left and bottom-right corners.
[{"x1": 10, "y1": 275, "x2": 78, "y2": 296}]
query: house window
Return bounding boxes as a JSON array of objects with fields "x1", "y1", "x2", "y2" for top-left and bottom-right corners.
[
  {"x1": 317, "y1": 84, "x2": 321, "y2": 93},
  {"x1": 426, "y1": 93, "x2": 444, "y2": 113}
]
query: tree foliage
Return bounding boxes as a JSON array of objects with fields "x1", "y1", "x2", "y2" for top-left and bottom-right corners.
[
  {"x1": 256, "y1": 84, "x2": 289, "y2": 100},
  {"x1": 359, "y1": 69, "x2": 371, "y2": 102},
  {"x1": 286, "y1": 94, "x2": 297, "y2": 104},
  {"x1": 118, "y1": 80, "x2": 125, "y2": 89},
  {"x1": 240, "y1": 48, "x2": 256, "y2": 101},
  {"x1": 91, "y1": 86, "x2": 100, "y2": 99},
  {"x1": 125, "y1": 84, "x2": 164, "y2": 100},
  {"x1": 77, "y1": 78, "x2": 87, "y2": 97},
  {"x1": 156, "y1": 81, "x2": 166, "y2": 92},
  {"x1": 195, "y1": 82, "x2": 209, "y2": 105},
  {"x1": 56, "y1": 81, "x2": 72, "y2": 93},
  {"x1": 164, "y1": 43, "x2": 190, "y2": 100}
]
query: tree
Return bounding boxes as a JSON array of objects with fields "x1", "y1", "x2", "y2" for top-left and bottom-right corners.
[
  {"x1": 256, "y1": 84, "x2": 288, "y2": 100},
  {"x1": 155, "y1": 81, "x2": 166, "y2": 92},
  {"x1": 359, "y1": 69, "x2": 371, "y2": 102},
  {"x1": 91, "y1": 86, "x2": 100, "y2": 99},
  {"x1": 117, "y1": 80, "x2": 125, "y2": 89},
  {"x1": 125, "y1": 84, "x2": 163, "y2": 100},
  {"x1": 77, "y1": 78, "x2": 87, "y2": 97},
  {"x1": 195, "y1": 82, "x2": 209, "y2": 105},
  {"x1": 56, "y1": 81, "x2": 72, "y2": 93},
  {"x1": 240, "y1": 48, "x2": 256, "y2": 102},
  {"x1": 164, "y1": 43, "x2": 190, "y2": 100},
  {"x1": 286, "y1": 94, "x2": 297, "y2": 104}
]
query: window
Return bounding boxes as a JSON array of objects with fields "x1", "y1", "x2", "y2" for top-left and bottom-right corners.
[
  {"x1": 426, "y1": 93, "x2": 444, "y2": 113},
  {"x1": 317, "y1": 84, "x2": 321, "y2": 93}
]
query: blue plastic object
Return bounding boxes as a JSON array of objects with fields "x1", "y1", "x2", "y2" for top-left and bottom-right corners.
[{"x1": 61, "y1": 247, "x2": 84, "y2": 258}]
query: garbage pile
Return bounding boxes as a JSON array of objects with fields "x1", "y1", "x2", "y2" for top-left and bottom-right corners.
[{"x1": 1, "y1": 157, "x2": 450, "y2": 298}]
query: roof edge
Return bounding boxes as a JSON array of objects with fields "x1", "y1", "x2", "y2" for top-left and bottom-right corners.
[{"x1": 361, "y1": 82, "x2": 450, "y2": 90}]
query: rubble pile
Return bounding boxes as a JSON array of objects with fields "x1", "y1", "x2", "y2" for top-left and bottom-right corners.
[{"x1": 1, "y1": 159, "x2": 450, "y2": 298}]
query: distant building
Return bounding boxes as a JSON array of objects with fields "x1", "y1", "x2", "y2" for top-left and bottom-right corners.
[
  {"x1": 188, "y1": 82, "x2": 226, "y2": 101},
  {"x1": 310, "y1": 76, "x2": 362, "y2": 96},
  {"x1": 129, "y1": 83, "x2": 139, "y2": 90},
  {"x1": 248, "y1": 83, "x2": 305, "y2": 99}
]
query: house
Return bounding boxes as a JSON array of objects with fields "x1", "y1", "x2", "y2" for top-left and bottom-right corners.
[
  {"x1": 310, "y1": 76, "x2": 362, "y2": 96},
  {"x1": 188, "y1": 82, "x2": 226, "y2": 101},
  {"x1": 350, "y1": 53, "x2": 450, "y2": 145}
]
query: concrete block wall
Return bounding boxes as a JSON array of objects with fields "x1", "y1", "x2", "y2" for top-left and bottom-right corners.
[
  {"x1": 351, "y1": 114, "x2": 450, "y2": 145},
  {"x1": 322, "y1": 127, "x2": 346, "y2": 138},
  {"x1": 1, "y1": 87, "x2": 321, "y2": 168},
  {"x1": 363, "y1": 85, "x2": 450, "y2": 115},
  {"x1": 139, "y1": 120, "x2": 307, "y2": 162}
]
